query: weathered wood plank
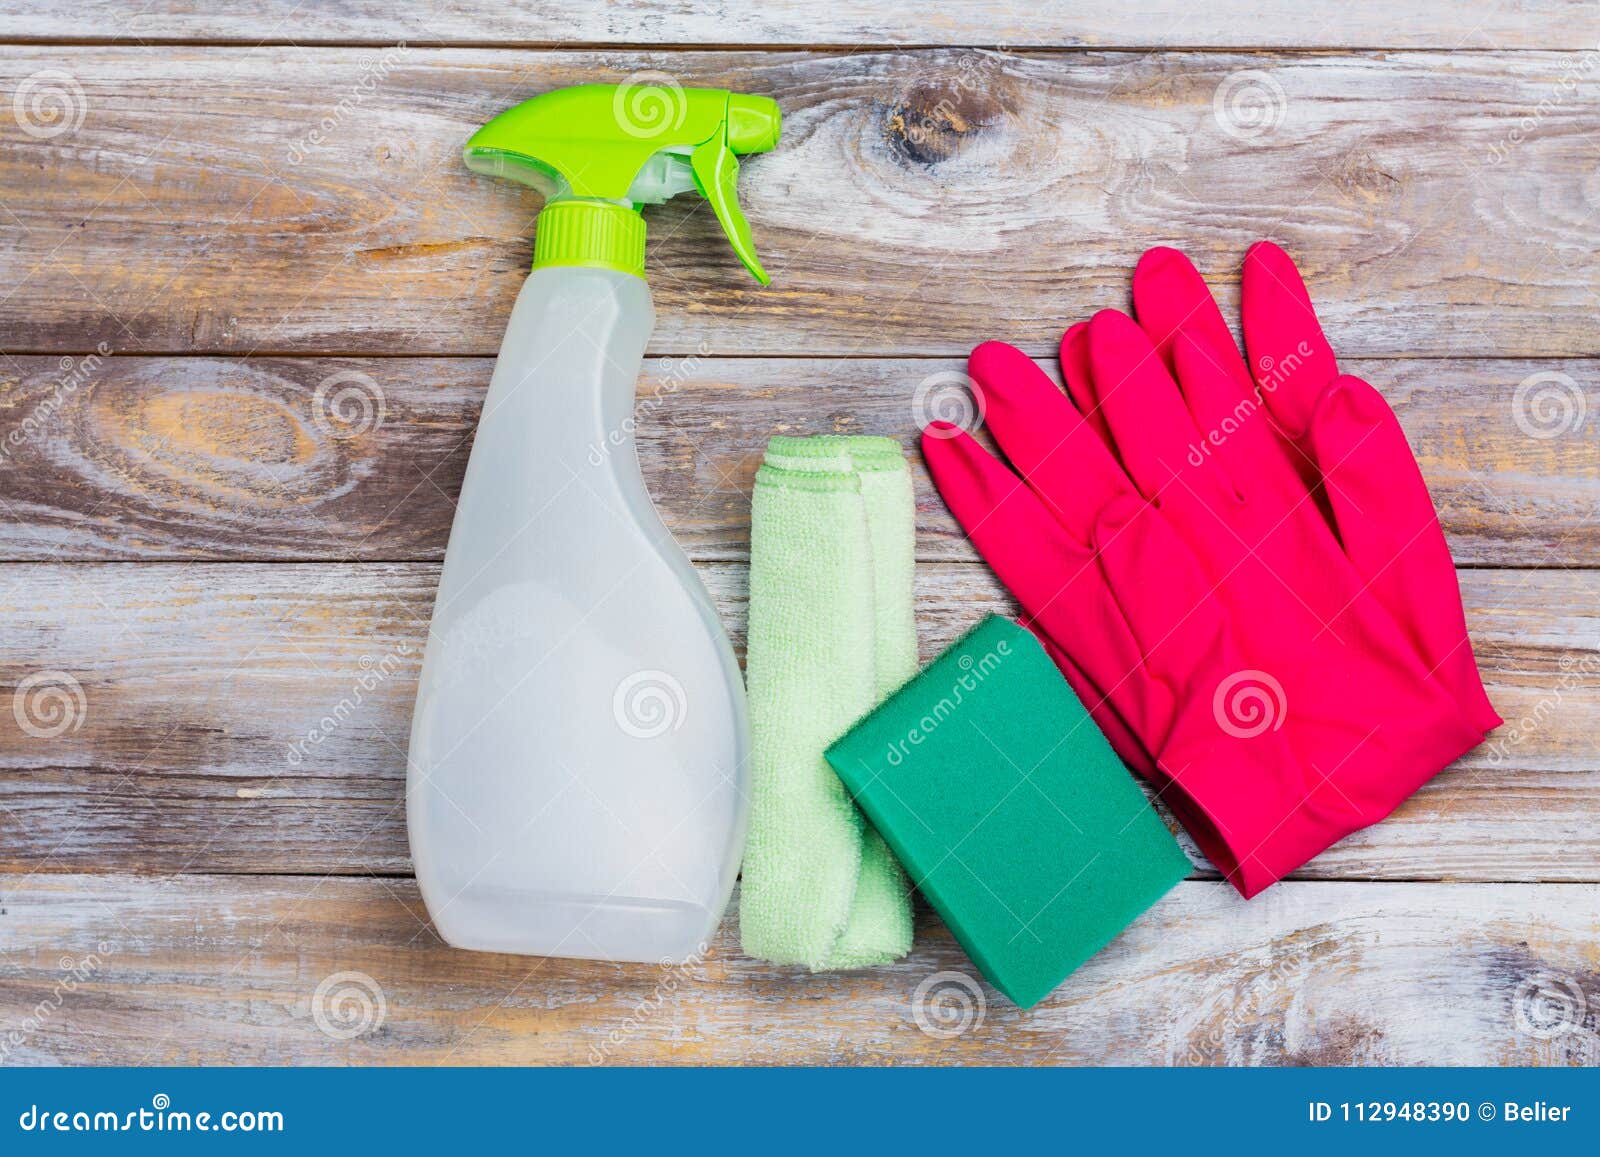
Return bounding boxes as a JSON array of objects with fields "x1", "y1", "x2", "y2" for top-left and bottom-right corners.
[
  {"x1": 1, "y1": 873, "x2": 1596, "y2": 1065},
  {"x1": 2, "y1": 355, "x2": 1594, "y2": 564},
  {"x1": 3, "y1": 2, "x2": 1595, "y2": 49},
  {"x1": 1, "y1": 48, "x2": 1595, "y2": 357},
  {"x1": 0, "y1": 355, "x2": 477, "y2": 561},
  {"x1": 0, "y1": 562, "x2": 1595, "y2": 879}
]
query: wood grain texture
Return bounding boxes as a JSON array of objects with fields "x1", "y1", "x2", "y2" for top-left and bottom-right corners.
[
  {"x1": 2, "y1": 872, "x2": 1597, "y2": 1065},
  {"x1": 2, "y1": 19, "x2": 1596, "y2": 1072},
  {"x1": 2, "y1": 48, "x2": 1596, "y2": 357},
  {"x1": 1, "y1": 561, "x2": 1596, "y2": 879},
  {"x1": 3, "y1": 1, "x2": 1596, "y2": 49},
  {"x1": 2, "y1": 355, "x2": 1595, "y2": 564}
]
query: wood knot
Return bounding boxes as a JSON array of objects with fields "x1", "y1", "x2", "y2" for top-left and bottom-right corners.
[{"x1": 883, "y1": 80, "x2": 1002, "y2": 166}]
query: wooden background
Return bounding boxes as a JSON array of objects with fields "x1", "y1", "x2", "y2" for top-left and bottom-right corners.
[{"x1": 2, "y1": 3, "x2": 1600, "y2": 1065}]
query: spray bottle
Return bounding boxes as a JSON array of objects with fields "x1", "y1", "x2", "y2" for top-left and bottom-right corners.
[{"x1": 407, "y1": 85, "x2": 780, "y2": 962}]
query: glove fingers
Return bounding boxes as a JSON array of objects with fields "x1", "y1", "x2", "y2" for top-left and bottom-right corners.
[
  {"x1": 1240, "y1": 241, "x2": 1340, "y2": 437},
  {"x1": 1086, "y1": 309, "x2": 1234, "y2": 512},
  {"x1": 1131, "y1": 246, "x2": 1246, "y2": 390},
  {"x1": 921, "y1": 425, "x2": 1153, "y2": 712},
  {"x1": 1307, "y1": 376, "x2": 1502, "y2": 732},
  {"x1": 1059, "y1": 322, "x2": 1115, "y2": 448},
  {"x1": 1133, "y1": 246, "x2": 1310, "y2": 507},
  {"x1": 920, "y1": 423, "x2": 1098, "y2": 620},
  {"x1": 1171, "y1": 332, "x2": 1310, "y2": 507},
  {"x1": 968, "y1": 339, "x2": 1134, "y2": 535}
]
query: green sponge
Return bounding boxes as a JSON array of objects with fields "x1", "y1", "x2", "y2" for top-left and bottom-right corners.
[{"x1": 824, "y1": 615, "x2": 1191, "y2": 1008}]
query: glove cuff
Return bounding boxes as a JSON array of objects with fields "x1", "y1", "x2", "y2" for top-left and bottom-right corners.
[{"x1": 1157, "y1": 711, "x2": 1482, "y2": 898}]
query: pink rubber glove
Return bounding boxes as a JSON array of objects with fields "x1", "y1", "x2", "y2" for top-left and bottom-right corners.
[
  {"x1": 1116, "y1": 242, "x2": 1499, "y2": 734},
  {"x1": 923, "y1": 243, "x2": 1497, "y2": 898}
]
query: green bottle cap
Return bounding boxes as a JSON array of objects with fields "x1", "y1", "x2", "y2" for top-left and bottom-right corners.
[
  {"x1": 464, "y1": 84, "x2": 782, "y2": 283},
  {"x1": 531, "y1": 201, "x2": 646, "y2": 278}
]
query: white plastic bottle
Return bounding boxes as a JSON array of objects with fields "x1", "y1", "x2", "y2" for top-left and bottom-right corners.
[{"x1": 407, "y1": 85, "x2": 781, "y2": 962}]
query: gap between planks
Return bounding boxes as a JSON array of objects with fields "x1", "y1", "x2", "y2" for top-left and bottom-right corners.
[{"x1": 0, "y1": 41, "x2": 1586, "y2": 52}]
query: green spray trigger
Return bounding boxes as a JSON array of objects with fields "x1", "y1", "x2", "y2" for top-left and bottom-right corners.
[
  {"x1": 690, "y1": 133, "x2": 765, "y2": 283},
  {"x1": 464, "y1": 84, "x2": 781, "y2": 283}
]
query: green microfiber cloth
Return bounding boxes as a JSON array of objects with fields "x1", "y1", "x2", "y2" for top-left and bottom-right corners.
[
  {"x1": 739, "y1": 435, "x2": 914, "y2": 970},
  {"x1": 825, "y1": 615, "x2": 1191, "y2": 1007},
  {"x1": 846, "y1": 439, "x2": 919, "y2": 697}
]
